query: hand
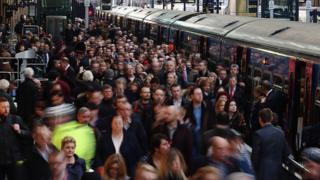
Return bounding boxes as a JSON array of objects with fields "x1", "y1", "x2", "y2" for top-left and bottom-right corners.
[{"x1": 12, "y1": 123, "x2": 21, "y2": 134}]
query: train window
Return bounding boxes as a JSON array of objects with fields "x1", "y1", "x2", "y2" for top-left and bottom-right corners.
[
  {"x1": 150, "y1": 24, "x2": 158, "y2": 41},
  {"x1": 180, "y1": 32, "x2": 199, "y2": 53},
  {"x1": 169, "y1": 29, "x2": 177, "y2": 43},
  {"x1": 247, "y1": 65, "x2": 253, "y2": 77},
  {"x1": 162, "y1": 28, "x2": 168, "y2": 43},
  {"x1": 262, "y1": 71, "x2": 271, "y2": 81},
  {"x1": 221, "y1": 42, "x2": 236, "y2": 64},
  {"x1": 208, "y1": 37, "x2": 220, "y2": 61}
]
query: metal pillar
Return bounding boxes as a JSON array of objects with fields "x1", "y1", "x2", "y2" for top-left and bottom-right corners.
[
  {"x1": 84, "y1": 0, "x2": 90, "y2": 29},
  {"x1": 269, "y1": 0, "x2": 274, "y2": 19},
  {"x1": 306, "y1": 0, "x2": 312, "y2": 22}
]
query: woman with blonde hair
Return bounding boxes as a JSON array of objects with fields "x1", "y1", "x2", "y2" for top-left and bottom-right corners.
[
  {"x1": 191, "y1": 166, "x2": 219, "y2": 180},
  {"x1": 103, "y1": 153, "x2": 128, "y2": 180},
  {"x1": 160, "y1": 148, "x2": 188, "y2": 180}
]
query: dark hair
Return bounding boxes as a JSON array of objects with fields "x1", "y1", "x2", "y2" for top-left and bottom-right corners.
[
  {"x1": 259, "y1": 108, "x2": 273, "y2": 123},
  {"x1": 0, "y1": 97, "x2": 8, "y2": 103},
  {"x1": 190, "y1": 86, "x2": 202, "y2": 95},
  {"x1": 216, "y1": 92, "x2": 229, "y2": 101},
  {"x1": 262, "y1": 80, "x2": 272, "y2": 91},
  {"x1": 50, "y1": 90, "x2": 64, "y2": 97},
  {"x1": 102, "y1": 84, "x2": 113, "y2": 91},
  {"x1": 150, "y1": 133, "x2": 169, "y2": 153},
  {"x1": 48, "y1": 70, "x2": 60, "y2": 81},
  {"x1": 224, "y1": 99, "x2": 237, "y2": 112},
  {"x1": 216, "y1": 112, "x2": 230, "y2": 126},
  {"x1": 170, "y1": 84, "x2": 181, "y2": 90}
]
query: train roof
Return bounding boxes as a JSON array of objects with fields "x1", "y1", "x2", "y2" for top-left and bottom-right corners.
[
  {"x1": 226, "y1": 20, "x2": 320, "y2": 58},
  {"x1": 126, "y1": 8, "x2": 162, "y2": 21},
  {"x1": 144, "y1": 10, "x2": 198, "y2": 27},
  {"x1": 111, "y1": 6, "x2": 142, "y2": 17},
  {"x1": 171, "y1": 13, "x2": 260, "y2": 36}
]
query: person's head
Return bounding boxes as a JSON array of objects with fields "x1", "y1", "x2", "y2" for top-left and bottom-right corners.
[
  {"x1": 151, "y1": 61, "x2": 161, "y2": 73},
  {"x1": 165, "y1": 148, "x2": 187, "y2": 175},
  {"x1": 191, "y1": 166, "x2": 219, "y2": 180},
  {"x1": 0, "y1": 97, "x2": 10, "y2": 117},
  {"x1": 190, "y1": 87, "x2": 203, "y2": 104},
  {"x1": 0, "y1": 79, "x2": 10, "y2": 91},
  {"x1": 48, "y1": 151, "x2": 66, "y2": 177},
  {"x1": 166, "y1": 72, "x2": 177, "y2": 86},
  {"x1": 228, "y1": 76, "x2": 237, "y2": 88},
  {"x1": 259, "y1": 108, "x2": 273, "y2": 126},
  {"x1": 215, "y1": 111, "x2": 230, "y2": 128},
  {"x1": 82, "y1": 70, "x2": 94, "y2": 82},
  {"x1": 226, "y1": 172, "x2": 255, "y2": 180},
  {"x1": 135, "y1": 163, "x2": 159, "y2": 180},
  {"x1": 32, "y1": 123, "x2": 52, "y2": 149},
  {"x1": 111, "y1": 115, "x2": 124, "y2": 134},
  {"x1": 153, "y1": 87, "x2": 166, "y2": 106},
  {"x1": 225, "y1": 99, "x2": 237, "y2": 113},
  {"x1": 150, "y1": 133, "x2": 171, "y2": 155},
  {"x1": 198, "y1": 60, "x2": 207, "y2": 72},
  {"x1": 301, "y1": 147, "x2": 320, "y2": 180},
  {"x1": 117, "y1": 102, "x2": 132, "y2": 121},
  {"x1": 210, "y1": 136, "x2": 230, "y2": 162},
  {"x1": 125, "y1": 63, "x2": 135, "y2": 76},
  {"x1": 24, "y1": 67, "x2": 34, "y2": 79},
  {"x1": 102, "y1": 84, "x2": 113, "y2": 100},
  {"x1": 104, "y1": 154, "x2": 127, "y2": 179},
  {"x1": 171, "y1": 84, "x2": 182, "y2": 100},
  {"x1": 199, "y1": 78, "x2": 211, "y2": 93},
  {"x1": 216, "y1": 92, "x2": 229, "y2": 102},
  {"x1": 77, "y1": 107, "x2": 91, "y2": 124},
  {"x1": 50, "y1": 90, "x2": 64, "y2": 106},
  {"x1": 61, "y1": 136, "x2": 76, "y2": 158},
  {"x1": 230, "y1": 64, "x2": 239, "y2": 77},
  {"x1": 254, "y1": 85, "x2": 266, "y2": 99},
  {"x1": 88, "y1": 89, "x2": 103, "y2": 106},
  {"x1": 219, "y1": 69, "x2": 227, "y2": 80},
  {"x1": 215, "y1": 99, "x2": 226, "y2": 113},
  {"x1": 165, "y1": 60, "x2": 176, "y2": 73},
  {"x1": 262, "y1": 80, "x2": 272, "y2": 91},
  {"x1": 140, "y1": 86, "x2": 151, "y2": 101}
]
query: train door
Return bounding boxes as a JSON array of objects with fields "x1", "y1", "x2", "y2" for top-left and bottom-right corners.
[{"x1": 288, "y1": 59, "x2": 313, "y2": 152}]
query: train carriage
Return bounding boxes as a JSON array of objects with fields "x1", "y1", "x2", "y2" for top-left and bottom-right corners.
[
  {"x1": 143, "y1": 10, "x2": 197, "y2": 44},
  {"x1": 104, "y1": 7, "x2": 320, "y2": 154}
]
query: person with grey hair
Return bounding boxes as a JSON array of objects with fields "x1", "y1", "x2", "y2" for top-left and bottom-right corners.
[
  {"x1": 225, "y1": 172, "x2": 255, "y2": 180},
  {"x1": 16, "y1": 67, "x2": 39, "y2": 122},
  {"x1": 23, "y1": 67, "x2": 34, "y2": 79},
  {"x1": 0, "y1": 79, "x2": 16, "y2": 114}
]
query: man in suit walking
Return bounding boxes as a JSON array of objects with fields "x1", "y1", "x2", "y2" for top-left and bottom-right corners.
[{"x1": 251, "y1": 108, "x2": 291, "y2": 180}]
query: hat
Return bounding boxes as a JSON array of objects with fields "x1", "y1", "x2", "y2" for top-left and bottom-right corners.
[
  {"x1": 302, "y1": 147, "x2": 320, "y2": 163},
  {"x1": 74, "y1": 42, "x2": 86, "y2": 53},
  {"x1": 44, "y1": 103, "x2": 76, "y2": 118},
  {"x1": 105, "y1": 69, "x2": 114, "y2": 79}
]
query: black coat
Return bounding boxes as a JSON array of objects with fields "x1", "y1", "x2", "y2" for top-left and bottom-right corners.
[
  {"x1": 94, "y1": 131, "x2": 143, "y2": 177},
  {"x1": 265, "y1": 90, "x2": 287, "y2": 127},
  {"x1": 26, "y1": 145, "x2": 56, "y2": 180},
  {"x1": 60, "y1": 66, "x2": 77, "y2": 90},
  {"x1": 16, "y1": 78, "x2": 39, "y2": 121},
  {"x1": 152, "y1": 122, "x2": 193, "y2": 167},
  {"x1": 66, "y1": 154, "x2": 86, "y2": 180},
  {"x1": 251, "y1": 124, "x2": 291, "y2": 180},
  {"x1": 0, "y1": 115, "x2": 31, "y2": 165}
]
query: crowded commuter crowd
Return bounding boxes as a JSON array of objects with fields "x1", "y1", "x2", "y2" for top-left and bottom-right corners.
[{"x1": 0, "y1": 15, "x2": 320, "y2": 180}]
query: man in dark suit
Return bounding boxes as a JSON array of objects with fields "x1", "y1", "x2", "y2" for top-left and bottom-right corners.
[
  {"x1": 251, "y1": 108, "x2": 291, "y2": 180},
  {"x1": 225, "y1": 76, "x2": 246, "y2": 112},
  {"x1": 262, "y1": 80, "x2": 287, "y2": 128},
  {"x1": 166, "y1": 84, "x2": 189, "y2": 107},
  {"x1": 59, "y1": 57, "x2": 77, "y2": 90},
  {"x1": 16, "y1": 67, "x2": 39, "y2": 122},
  {"x1": 26, "y1": 123, "x2": 56, "y2": 180}
]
